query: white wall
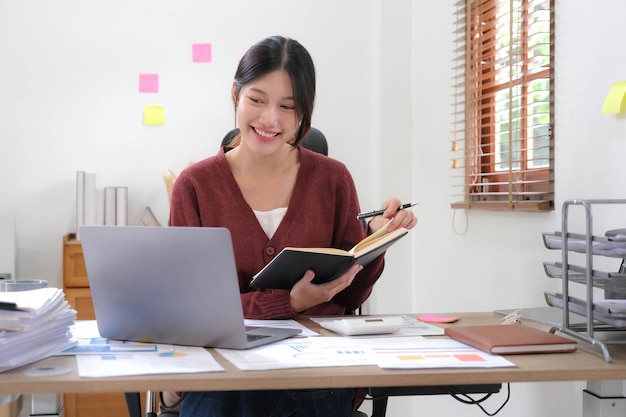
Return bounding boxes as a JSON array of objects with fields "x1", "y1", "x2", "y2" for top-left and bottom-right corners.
[
  {"x1": 367, "y1": 1, "x2": 626, "y2": 416},
  {"x1": 0, "y1": 0, "x2": 379, "y2": 282},
  {"x1": 2, "y1": 0, "x2": 626, "y2": 416}
]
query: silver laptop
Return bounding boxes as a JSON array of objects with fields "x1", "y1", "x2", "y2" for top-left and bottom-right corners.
[{"x1": 79, "y1": 226, "x2": 301, "y2": 349}]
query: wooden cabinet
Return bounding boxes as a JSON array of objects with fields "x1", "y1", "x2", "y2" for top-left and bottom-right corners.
[{"x1": 62, "y1": 234, "x2": 132, "y2": 417}]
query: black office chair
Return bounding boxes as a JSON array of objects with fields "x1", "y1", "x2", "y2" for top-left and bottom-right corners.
[{"x1": 125, "y1": 127, "x2": 500, "y2": 417}]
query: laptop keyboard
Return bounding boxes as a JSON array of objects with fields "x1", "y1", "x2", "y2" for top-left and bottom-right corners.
[{"x1": 246, "y1": 333, "x2": 271, "y2": 342}]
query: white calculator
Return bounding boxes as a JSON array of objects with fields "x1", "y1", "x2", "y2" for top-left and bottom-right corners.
[{"x1": 319, "y1": 316, "x2": 403, "y2": 336}]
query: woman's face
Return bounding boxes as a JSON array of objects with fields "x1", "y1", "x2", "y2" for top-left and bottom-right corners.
[{"x1": 233, "y1": 70, "x2": 300, "y2": 154}]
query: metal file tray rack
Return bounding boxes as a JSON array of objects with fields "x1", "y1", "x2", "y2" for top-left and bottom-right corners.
[
  {"x1": 542, "y1": 198, "x2": 626, "y2": 362},
  {"x1": 542, "y1": 261, "x2": 626, "y2": 298}
]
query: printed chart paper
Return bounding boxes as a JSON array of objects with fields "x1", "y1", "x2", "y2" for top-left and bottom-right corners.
[
  {"x1": 217, "y1": 336, "x2": 515, "y2": 371},
  {"x1": 76, "y1": 345, "x2": 223, "y2": 377}
]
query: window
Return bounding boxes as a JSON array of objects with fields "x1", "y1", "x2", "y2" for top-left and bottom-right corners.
[{"x1": 451, "y1": 0, "x2": 554, "y2": 211}]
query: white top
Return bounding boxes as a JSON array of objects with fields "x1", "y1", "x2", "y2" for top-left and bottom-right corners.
[{"x1": 253, "y1": 207, "x2": 287, "y2": 239}]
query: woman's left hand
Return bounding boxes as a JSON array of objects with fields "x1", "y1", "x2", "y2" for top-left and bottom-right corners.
[{"x1": 289, "y1": 264, "x2": 363, "y2": 313}]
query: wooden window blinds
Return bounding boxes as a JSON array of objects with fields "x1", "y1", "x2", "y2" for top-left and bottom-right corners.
[{"x1": 451, "y1": 0, "x2": 554, "y2": 211}]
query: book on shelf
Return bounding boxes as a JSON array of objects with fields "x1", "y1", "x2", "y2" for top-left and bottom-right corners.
[
  {"x1": 83, "y1": 172, "x2": 97, "y2": 226},
  {"x1": 115, "y1": 186, "x2": 128, "y2": 226},
  {"x1": 104, "y1": 186, "x2": 129, "y2": 226},
  {"x1": 75, "y1": 171, "x2": 97, "y2": 240},
  {"x1": 104, "y1": 187, "x2": 117, "y2": 226},
  {"x1": 75, "y1": 171, "x2": 85, "y2": 240},
  {"x1": 444, "y1": 324, "x2": 577, "y2": 355},
  {"x1": 75, "y1": 170, "x2": 130, "y2": 235},
  {"x1": 250, "y1": 222, "x2": 408, "y2": 290}
]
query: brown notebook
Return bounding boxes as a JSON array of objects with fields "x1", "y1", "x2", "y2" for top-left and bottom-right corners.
[{"x1": 444, "y1": 324, "x2": 577, "y2": 354}]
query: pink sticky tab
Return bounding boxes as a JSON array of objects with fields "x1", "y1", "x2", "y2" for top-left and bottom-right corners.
[
  {"x1": 139, "y1": 73, "x2": 159, "y2": 93},
  {"x1": 192, "y1": 43, "x2": 212, "y2": 63},
  {"x1": 417, "y1": 314, "x2": 461, "y2": 323}
]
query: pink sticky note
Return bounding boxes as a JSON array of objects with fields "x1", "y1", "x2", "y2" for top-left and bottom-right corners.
[
  {"x1": 417, "y1": 314, "x2": 461, "y2": 323},
  {"x1": 192, "y1": 43, "x2": 212, "y2": 63},
  {"x1": 139, "y1": 74, "x2": 159, "y2": 93}
]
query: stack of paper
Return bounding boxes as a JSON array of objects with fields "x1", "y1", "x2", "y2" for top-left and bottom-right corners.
[{"x1": 0, "y1": 287, "x2": 77, "y2": 372}]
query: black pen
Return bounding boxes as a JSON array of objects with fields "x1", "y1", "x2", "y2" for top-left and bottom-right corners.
[{"x1": 356, "y1": 202, "x2": 418, "y2": 220}]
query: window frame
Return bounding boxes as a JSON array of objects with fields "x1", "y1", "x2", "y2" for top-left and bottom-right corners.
[{"x1": 451, "y1": 0, "x2": 555, "y2": 212}]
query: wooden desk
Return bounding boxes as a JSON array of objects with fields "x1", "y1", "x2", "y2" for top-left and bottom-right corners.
[{"x1": 2, "y1": 312, "x2": 626, "y2": 396}]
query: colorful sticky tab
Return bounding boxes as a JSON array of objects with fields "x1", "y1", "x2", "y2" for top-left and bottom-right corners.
[
  {"x1": 143, "y1": 105, "x2": 164, "y2": 126},
  {"x1": 192, "y1": 43, "x2": 213, "y2": 63},
  {"x1": 139, "y1": 73, "x2": 159, "y2": 93},
  {"x1": 602, "y1": 80, "x2": 626, "y2": 114},
  {"x1": 416, "y1": 314, "x2": 461, "y2": 324}
]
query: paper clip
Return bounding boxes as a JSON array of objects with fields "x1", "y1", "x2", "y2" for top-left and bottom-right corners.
[{"x1": 501, "y1": 309, "x2": 522, "y2": 325}]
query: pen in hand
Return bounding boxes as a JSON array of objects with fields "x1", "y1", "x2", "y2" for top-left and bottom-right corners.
[{"x1": 356, "y1": 202, "x2": 419, "y2": 220}]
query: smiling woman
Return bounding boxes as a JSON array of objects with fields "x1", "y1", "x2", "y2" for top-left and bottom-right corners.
[
  {"x1": 226, "y1": 36, "x2": 316, "y2": 150},
  {"x1": 235, "y1": 70, "x2": 299, "y2": 146},
  {"x1": 167, "y1": 35, "x2": 417, "y2": 417}
]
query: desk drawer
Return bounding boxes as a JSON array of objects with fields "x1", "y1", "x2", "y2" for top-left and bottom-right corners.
[
  {"x1": 64, "y1": 393, "x2": 129, "y2": 417},
  {"x1": 64, "y1": 288, "x2": 94, "y2": 320},
  {"x1": 63, "y1": 234, "x2": 88, "y2": 288}
]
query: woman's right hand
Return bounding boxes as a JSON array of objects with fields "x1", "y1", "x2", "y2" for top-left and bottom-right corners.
[{"x1": 289, "y1": 264, "x2": 363, "y2": 313}]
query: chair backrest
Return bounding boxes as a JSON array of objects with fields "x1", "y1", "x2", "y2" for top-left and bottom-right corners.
[{"x1": 220, "y1": 127, "x2": 328, "y2": 156}]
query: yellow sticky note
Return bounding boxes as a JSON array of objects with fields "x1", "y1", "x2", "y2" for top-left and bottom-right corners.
[
  {"x1": 601, "y1": 80, "x2": 626, "y2": 114},
  {"x1": 144, "y1": 105, "x2": 164, "y2": 126}
]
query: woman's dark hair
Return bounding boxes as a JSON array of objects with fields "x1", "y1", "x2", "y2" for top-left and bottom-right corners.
[{"x1": 232, "y1": 36, "x2": 316, "y2": 146}]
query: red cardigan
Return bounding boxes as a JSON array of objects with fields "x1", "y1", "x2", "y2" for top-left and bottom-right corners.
[{"x1": 169, "y1": 147, "x2": 385, "y2": 319}]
